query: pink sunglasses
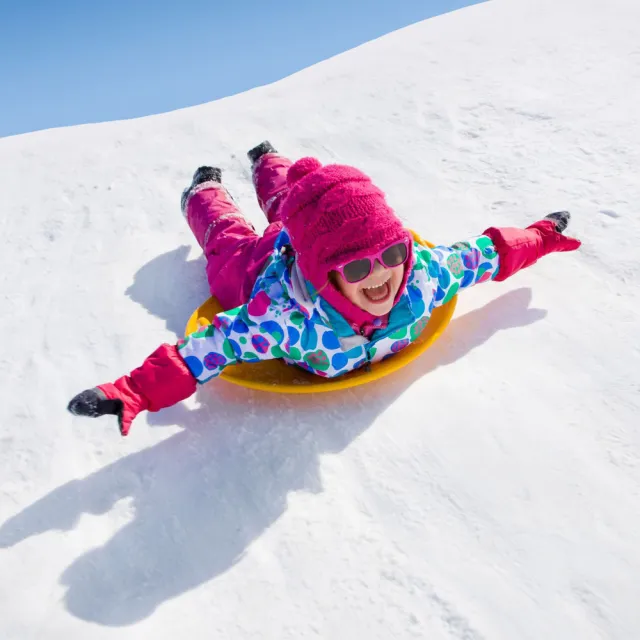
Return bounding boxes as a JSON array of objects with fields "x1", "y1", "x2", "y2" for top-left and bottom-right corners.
[{"x1": 335, "y1": 239, "x2": 411, "y2": 284}]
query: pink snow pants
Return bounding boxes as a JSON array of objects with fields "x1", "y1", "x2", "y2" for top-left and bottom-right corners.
[{"x1": 184, "y1": 154, "x2": 292, "y2": 310}]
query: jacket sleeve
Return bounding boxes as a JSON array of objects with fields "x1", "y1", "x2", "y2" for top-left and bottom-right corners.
[
  {"x1": 419, "y1": 235, "x2": 501, "y2": 308},
  {"x1": 177, "y1": 290, "x2": 289, "y2": 384},
  {"x1": 98, "y1": 343, "x2": 197, "y2": 435},
  {"x1": 483, "y1": 220, "x2": 581, "y2": 281}
]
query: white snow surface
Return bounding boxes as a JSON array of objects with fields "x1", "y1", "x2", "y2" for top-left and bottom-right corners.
[{"x1": 1, "y1": 0, "x2": 639, "y2": 637}]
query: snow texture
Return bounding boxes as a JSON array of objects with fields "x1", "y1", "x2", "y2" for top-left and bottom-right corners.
[{"x1": 1, "y1": 0, "x2": 639, "y2": 637}]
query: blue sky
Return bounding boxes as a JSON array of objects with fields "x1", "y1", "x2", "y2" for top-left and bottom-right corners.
[{"x1": 0, "y1": 0, "x2": 480, "y2": 138}]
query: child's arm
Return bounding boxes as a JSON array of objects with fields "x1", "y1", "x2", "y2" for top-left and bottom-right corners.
[
  {"x1": 483, "y1": 212, "x2": 580, "y2": 281},
  {"x1": 176, "y1": 293, "x2": 289, "y2": 384},
  {"x1": 67, "y1": 292, "x2": 288, "y2": 436},
  {"x1": 425, "y1": 212, "x2": 580, "y2": 306},
  {"x1": 421, "y1": 235, "x2": 500, "y2": 307},
  {"x1": 68, "y1": 344, "x2": 196, "y2": 436}
]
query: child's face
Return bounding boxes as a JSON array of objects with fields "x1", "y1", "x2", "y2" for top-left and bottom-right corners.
[{"x1": 333, "y1": 260, "x2": 405, "y2": 316}]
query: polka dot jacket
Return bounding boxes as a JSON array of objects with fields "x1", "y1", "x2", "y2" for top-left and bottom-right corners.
[{"x1": 177, "y1": 230, "x2": 500, "y2": 383}]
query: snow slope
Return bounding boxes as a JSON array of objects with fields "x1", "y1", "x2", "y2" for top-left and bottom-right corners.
[{"x1": 1, "y1": 0, "x2": 639, "y2": 637}]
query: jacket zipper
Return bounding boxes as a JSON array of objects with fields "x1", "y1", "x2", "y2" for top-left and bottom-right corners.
[{"x1": 360, "y1": 327, "x2": 373, "y2": 372}]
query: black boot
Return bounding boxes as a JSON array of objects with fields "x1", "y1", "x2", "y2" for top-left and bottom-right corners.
[
  {"x1": 181, "y1": 166, "x2": 222, "y2": 213},
  {"x1": 247, "y1": 141, "x2": 277, "y2": 166},
  {"x1": 544, "y1": 211, "x2": 571, "y2": 234}
]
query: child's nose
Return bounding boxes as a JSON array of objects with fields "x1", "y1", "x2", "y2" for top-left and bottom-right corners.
[{"x1": 372, "y1": 260, "x2": 386, "y2": 274}]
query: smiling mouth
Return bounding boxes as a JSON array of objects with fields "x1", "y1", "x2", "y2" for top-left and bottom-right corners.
[{"x1": 361, "y1": 276, "x2": 392, "y2": 304}]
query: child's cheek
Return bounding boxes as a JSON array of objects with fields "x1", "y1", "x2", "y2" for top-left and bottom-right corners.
[
  {"x1": 392, "y1": 266, "x2": 405, "y2": 294},
  {"x1": 346, "y1": 285, "x2": 362, "y2": 306}
]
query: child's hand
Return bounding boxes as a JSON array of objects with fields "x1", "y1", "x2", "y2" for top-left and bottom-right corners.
[
  {"x1": 529, "y1": 211, "x2": 581, "y2": 254},
  {"x1": 544, "y1": 211, "x2": 571, "y2": 234},
  {"x1": 68, "y1": 388, "x2": 129, "y2": 435},
  {"x1": 68, "y1": 379, "x2": 149, "y2": 436},
  {"x1": 484, "y1": 212, "x2": 581, "y2": 282},
  {"x1": 67, "y1": 344, "x2": 197, "y2": 436}
]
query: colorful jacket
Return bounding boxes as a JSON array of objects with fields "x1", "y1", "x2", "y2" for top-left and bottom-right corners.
[{"x1": 177, "y1": 230, "x2": 501, "y2": 383}]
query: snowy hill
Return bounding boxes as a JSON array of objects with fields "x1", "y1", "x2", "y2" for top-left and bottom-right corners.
[{"x1": 1, "y1": 0, "x2": 639, "y2": 637}]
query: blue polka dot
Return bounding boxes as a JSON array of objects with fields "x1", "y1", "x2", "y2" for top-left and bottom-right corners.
[
  {"x1": 461, "y1": 270, "x2": 475, "y2": 287},
  {"x1": 322, "y1": 331, "x2": 341, "y2": 350},
  {"x1": 183, "y1": 356, "x2": 203, "y2": 378},
  {"x1": 438, "y1": 267, "x2": 451, "y2": 290},
  {"x1": 331, "y1": 352, "x2": 348, "y2": 370},
  {"x1": 260, "y1": 320, "x2": 284, "y2": 344},
  {"x1": 301, "y1": 323, "x2": 318, "y2": 350},
  {"x1": 345, "y1": 346, "x2": 364, "y2": 359},
  {"x1": 232, "y1": 318, "x2": 249, "y2": 334},
  {"x1": 311, "y1": 310, "x2": 326, "y2": 326},
  {"x1": 407, "y1": 284, "x2": 426, "y2": 316},
  {"x1": 287, "y1": 325, "x2": 300, "y2": 346},
  {"x1": 228, "y1": 339, "x2": 242, "y2": 358}
]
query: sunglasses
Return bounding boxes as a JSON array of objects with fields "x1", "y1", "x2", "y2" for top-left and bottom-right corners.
[{"x1": 335, "y1": 239, "x2": 410, "y2": 284}]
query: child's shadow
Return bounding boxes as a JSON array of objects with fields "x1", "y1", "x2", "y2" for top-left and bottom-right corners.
[
  {"x1": 0, "y1": 266, "x2": 545, "y2": 626},
  {"x1": 125, "y1": 245, "x2": 209, "y2": 336}
]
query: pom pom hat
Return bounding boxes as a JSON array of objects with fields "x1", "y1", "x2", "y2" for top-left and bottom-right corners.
[{"x1": 278, "y1": 157, "x2": 413, "y2": 329}]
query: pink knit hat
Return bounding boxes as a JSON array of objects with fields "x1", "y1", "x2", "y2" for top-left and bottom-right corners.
[{"x1": 279, "y1": 157, "x2": 412, "y2": 328}]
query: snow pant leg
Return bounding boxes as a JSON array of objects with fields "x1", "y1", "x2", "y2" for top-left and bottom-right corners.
[
  {"x1": 252, "y1": 153, "x2": 293, "y2": 224},
  {"x1": 185, "y1": 186, "x2": 283, "y2": 309}
]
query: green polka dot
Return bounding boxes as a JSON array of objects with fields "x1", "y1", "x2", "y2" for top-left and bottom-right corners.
[
  {"x1": 442, "y1": 282, "x2": 460, "y2": 304},
  {"x1": 223, "y1": 339, "x2": 235, "y2": 359},
  {"x1": 225, "y1": 307, "x2": 241, "y2": 316},
  {"x1": 288, "y1": 347, "x2": 302, "y2": 360},
  {"x1": 290, "y1": 311, "x2": 305, "y2": 326},
  {"x1": 243, "y1": 351, "x2": 258, "y2": 361},
  {"x1": 389, "y1": 327, "x2": 408, "y2": 340},
  {"x1": 476, "y1": 236, "x2": 497, "y2": 259},
  {"x1": 239, "y1": 337, "x2": 247, "y2": 345},
  {"x1": 271, "y1": 346, "x2": 287, "y2": 359},
  {"x1": 369, "y1": 346, "x2": 377, "y2": 359},
  {"x1": 193, "y1": 325, "x2": 215, "y2": 339}
]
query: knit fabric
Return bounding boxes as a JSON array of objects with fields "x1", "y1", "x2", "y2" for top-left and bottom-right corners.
[{"x1": 279, "y1": 157, "x2": 412, "y2": 292}]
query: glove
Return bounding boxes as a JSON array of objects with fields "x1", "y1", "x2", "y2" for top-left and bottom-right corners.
[
  {"x1": 67, "y1": 344, "x2": 197, "y2": 436},
  {"x1": 483, "y1": 211, "x2": 581, "y2": 282},
  {"x1": 544, "y1": 211, "x2": 571, "y2": 233},
  {"x1": 68, "y1": 387, "x2": 124, "y2": 426},
  {"x1": 67, "y1": 386, "x2": 144, "y2": 437}
]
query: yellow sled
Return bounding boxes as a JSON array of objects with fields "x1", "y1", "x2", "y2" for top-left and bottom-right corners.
[{"x1": 185, "y1": 232, "x2": 456, "y2": 394}]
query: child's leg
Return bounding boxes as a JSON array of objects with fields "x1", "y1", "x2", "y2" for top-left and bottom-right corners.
[
  {"x1": 185, "y1": 184, "x2": 282, "y2": 310},
  {"x1": 252, "y1": 153, "x2": 293, "y2": 224}
]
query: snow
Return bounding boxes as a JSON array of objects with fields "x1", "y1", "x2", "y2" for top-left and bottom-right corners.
[{"x1": 1, "y1": 0, "x2": 639, "y2": 637}]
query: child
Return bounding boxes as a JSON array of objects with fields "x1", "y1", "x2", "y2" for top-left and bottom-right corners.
[{"x1": 68, "y1": 142, "x2": 581, "y2": 435}]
